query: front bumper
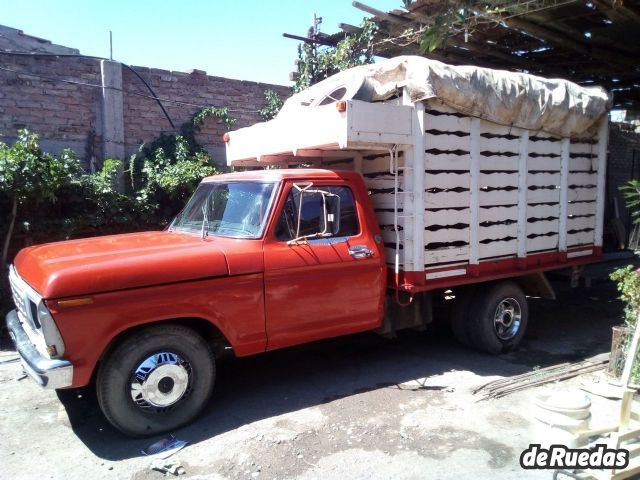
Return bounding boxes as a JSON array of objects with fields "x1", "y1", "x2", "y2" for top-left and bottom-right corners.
[{"x1": 5, "y1": 310, "x2": 73, "y2": 389}]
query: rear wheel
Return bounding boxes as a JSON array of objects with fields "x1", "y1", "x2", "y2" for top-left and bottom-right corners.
[
  {"x1": 468, "y1": 281, "x2": 529, "y2": 354},
  {"x1": 450, "y1": 286, "x2": 477, "y2": 347},
  {"x1": 97, "y1": 324, "x2": 215, "y2": 437}
]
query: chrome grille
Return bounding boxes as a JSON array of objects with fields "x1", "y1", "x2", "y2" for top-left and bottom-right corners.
[{"x1": 8, "y1": 266, "x2": 41, "y2": 333}]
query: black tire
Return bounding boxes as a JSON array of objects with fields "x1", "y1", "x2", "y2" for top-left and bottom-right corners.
[
  {"x1": 468, "y1": 281, "x2": 529, "y2": 355},
  {"x1": 450, "y1": 286, "x2": 477, "y2": 347},
  {"x1": 97, "y1": 324, "x2": 215, "y2": 437}
]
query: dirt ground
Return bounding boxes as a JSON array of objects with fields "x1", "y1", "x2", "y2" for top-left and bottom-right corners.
[{"x1": 0, "y1": 259, "x2": 633, "y2": 480}]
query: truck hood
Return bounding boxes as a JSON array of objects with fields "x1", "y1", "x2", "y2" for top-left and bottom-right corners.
[{"x1": 13, "y1": 231, "x2": 237, "y2": 299}]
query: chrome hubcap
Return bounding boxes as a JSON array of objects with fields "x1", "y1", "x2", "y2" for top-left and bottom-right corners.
[
  {"x1": 130, "y1": 352, "x2": 192, "y2": 410},
  {"x1": 493, "y1": 298, "x2": 522, "y2": 341}
]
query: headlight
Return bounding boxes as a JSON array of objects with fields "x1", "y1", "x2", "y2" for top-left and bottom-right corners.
[{"x1": 37, "y1": 300, "x2": 66, "y2": 358}]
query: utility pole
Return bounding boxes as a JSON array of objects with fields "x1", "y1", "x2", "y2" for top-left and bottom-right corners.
[{"x1": 109, "y1": 30, "x2": 113, "y2": 60}]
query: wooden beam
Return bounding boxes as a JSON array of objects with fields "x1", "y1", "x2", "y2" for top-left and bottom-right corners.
[
  {"x1": 503, "y1": 16, "x2": 635, "y2": 69},
  {"x1": 338, "y1": 23, "x2": 363, "y2": 34},
  {"x1": 352, "y1": 1, "x2": 411, "y2": 25},
  {"x1": 282, "y1": 33, "x2": 337, "y2": 47}
]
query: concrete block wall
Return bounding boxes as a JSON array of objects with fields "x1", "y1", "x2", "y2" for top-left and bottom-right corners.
[{"x1": 0, "y1": 53, "x2": 289, "y2": 170}]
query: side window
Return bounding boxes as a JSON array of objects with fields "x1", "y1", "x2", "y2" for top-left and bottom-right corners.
[{"x1": 275, "y1": 185, "x2": 360, "y2": 241}]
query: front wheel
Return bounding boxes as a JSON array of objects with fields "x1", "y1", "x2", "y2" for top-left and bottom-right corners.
[
  {"x1": 468, "y1": 281, "x2": 529, "y2": 355},
  {"x1": 97, "y1": 324, "x2": 215, "y2": 437}
]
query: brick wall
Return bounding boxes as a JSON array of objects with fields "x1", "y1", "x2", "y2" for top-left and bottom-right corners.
[{"x1": 0, "y1": 53, "x2": 289, "y2": 169}]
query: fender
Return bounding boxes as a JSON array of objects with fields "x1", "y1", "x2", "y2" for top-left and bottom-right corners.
[{"x1": 49, "y1": 273, "x2": 267, "y2": 387}]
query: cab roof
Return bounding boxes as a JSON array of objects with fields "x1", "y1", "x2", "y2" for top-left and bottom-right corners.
[{"x1": 202, "y1": 168, "x2": 360, "y2": 183}]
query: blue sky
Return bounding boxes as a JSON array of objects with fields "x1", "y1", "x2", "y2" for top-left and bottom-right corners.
[{"x1": 1, "y1": 0, "x2": 402, "y2": 86}]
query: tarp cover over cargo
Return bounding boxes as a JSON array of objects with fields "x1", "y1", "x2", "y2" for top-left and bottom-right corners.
[{"x1": 279, "y1": 55, "x2": 611, "y2": 139}]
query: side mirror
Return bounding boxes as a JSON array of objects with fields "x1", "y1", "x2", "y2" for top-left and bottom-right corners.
[{"x1": 288, "y1": 184, "x2": 341, "y2": 243}]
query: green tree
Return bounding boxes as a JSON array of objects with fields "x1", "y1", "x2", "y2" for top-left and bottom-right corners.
[
  {"x1": 293, "y1": 19, "x2": 377, "y2": 92},
  {"x1": 259, "y1": 89, "x2": 285, "y2": 121},
  {"x1": 0, "y1": 130, "x2": 82, "y2": 272}
]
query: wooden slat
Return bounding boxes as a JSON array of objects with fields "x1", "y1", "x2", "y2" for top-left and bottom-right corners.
[
  {"x1": 425, "y1": 172, "x2": 470, "y2": 190},
  {"x1": 479, "y1": 239, "x2": 517, "y2": 259},
  {"x1": 568, "y1": 216, "x2": 596, "y2": 231},
  {"x1": 425, "y1": 208, "x2": 470, "y2": 228},
  {"x1": 478, "y1": 223, "x2": 517, "y2": 242},
  {"x1": 480, "y1": 189, "x2": 519, "y2": 206},
  {"x1": 369, "y1": 193, "x2": 397, "y2": 208},
  {"x1": 528, "y1": 203, "x2": 560, "y2": 218},
  {"x1": 568, "y1": 186, "x2": 597, "y2": 202},
  {"x1": 527, "y1": 234, "x2": 558, "y2": 252},
  {"x1": 529, "y1": 172, "x2": 560, "y2": 187},
  {"x1": 528, "y1": 139, "x2": 562, "y2": 156},
  {"x1": 570, "y1": 142, "x2": 597, "y2": 155},
  {"x1": 568, "y1": 201, "x2": 596, "y2": 217},
  {"x1": 425, "y1": 245, "x2": 469, "y2": 265},
  {"x1": 479, "y1": 205, "x2": 518, "y2": 223},
  {"x1": 528, "y1": 188, "x2": 560, "y2": 203},
  {"x1": 425, "y1": 227, "x2": 470, "y2": 244},
  {"x1": 568, "y1": 156, "x2": 594, "y2": 172},
  {"x1": 425, "y1": 152, "x2": 470, "y2": 171},
  {"x1": 381, "y1": 229, "x2": 403, "y2": 245},
  {"x1": 365, "y1": 176, "x2": 405, "y2": 190},
  {"x1": 479, "y1": 121, "x2": 523, "y2": 137},
  {"x1": 568, "y1": 172, "x2": 597, "y2": 186},
  {"x1": 425, "y1": 191, "x2": 470, "y2": 208},
  {"x1": 425, "y1": 133, "x2": 470, "y2": 151},
  {"x1": 424, "y1": 112, "x2": 471, "y2": 133},
  {"x1": 479, "y1": 155, "x2": 519, "y2": 171},
  {"x1": 527, "y1": 157, "x2": 561, "y2": 171},
  {"x1": 479, "y1": 136, "x2": 519, "y2": 153},
  {"x1": 527, "y1": 219, "x2": 560, "y2": 236},
  {"x1": 361, "y1": 155, "x2": 395, "y2": 173},
  {"x1": 479, "y1": 172, "x2": 518, "y2": 189},
  {"x1": 568, "y1": 230, "x2": 595, "y2": 246}
]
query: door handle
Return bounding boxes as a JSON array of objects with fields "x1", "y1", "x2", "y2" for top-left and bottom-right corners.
[{"x1": 348, "y1": 245, "x2": 373, "y2": 259}]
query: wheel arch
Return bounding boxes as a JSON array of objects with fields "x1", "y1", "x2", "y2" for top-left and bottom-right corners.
[
  {"x1": 514, "y1": 272, "x2": 556, "y2": 300},
  {"x1": 91, "y1": 317, "x2": 233, "y2": 384}
]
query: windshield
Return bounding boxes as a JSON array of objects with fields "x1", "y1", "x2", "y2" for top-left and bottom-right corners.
[{"x1": 171, "y1": 181, "x2": 276, "y2": 239}]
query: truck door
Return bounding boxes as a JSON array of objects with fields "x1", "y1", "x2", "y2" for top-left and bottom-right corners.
[{"x1": 263, "y1": 181, "x2": 386, "y2": 350}]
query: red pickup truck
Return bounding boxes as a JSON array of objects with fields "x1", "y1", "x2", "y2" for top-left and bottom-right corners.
[{"x1": 6, "y1": 57, "x2": 610, "y2": 436}]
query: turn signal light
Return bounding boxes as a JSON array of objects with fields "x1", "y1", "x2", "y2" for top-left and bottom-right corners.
[
  {"x1": 223, "y1": 133, "x2": 230, "y2": 142},
  {"x1": 57, "y1": 298, "x2": 94, "y2": 308},
  {"x1": 336, "y1": 101, "x2": 347, "y2": 112}
]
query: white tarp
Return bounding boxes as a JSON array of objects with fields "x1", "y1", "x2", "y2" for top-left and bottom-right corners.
[{"x1": 280, "y1": 56, "x2": 611, "y2": 139}]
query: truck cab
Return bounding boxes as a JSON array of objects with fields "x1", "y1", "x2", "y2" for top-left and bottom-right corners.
[{"x1": 7, "y1": 169, "x2": 387, "y2": 436}]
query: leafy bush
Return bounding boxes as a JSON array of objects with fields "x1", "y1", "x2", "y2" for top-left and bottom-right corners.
[{"x1": 259, "y1": 89, "x2": 284, "y2": 121}]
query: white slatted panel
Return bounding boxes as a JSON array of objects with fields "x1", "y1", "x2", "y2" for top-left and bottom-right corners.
[
  {"x1": 568, "y1": 172, "x2": 597, "y2": 186},
  {"x1": 425, "y1": 208, "x2": 470, "y2": 227},
  {"x1": 568, "y1": 230, "x2": 595, "y2": 246},
  {"x1": 425, "y1": 133, "x2": 469, "y2": 151},
  {"x1": 528, "y1": 188, "x2": 560, "y2": 203},
  {"x1": 425, "y1": 246, "x2": 469, "y2": 264},
  {"x1": 479, "y1": 136, "x2": 519, "y2": 153},
  {"x1": 425, "y1": 172, "x2": 470, "y2": 189},
  {"x1": 568, "y1": 187, "x2": 597, "y2": 202},
  {"x1": 527, "y1": 157, "x2": 561, "y2": 171},
  {"x1": 529, "y1": 172, "x2": 560, "y2": 187},
  {"x1": 527, "y1": 139, "x2": 562, "y2": 156},
  {"x1": 527, "y1": 219, "x2": 560, "y2": 236},
  {"x1": 568, "y1": 156, "x2": 594, "y2": 172},
  {"x1": 425, "y1": 152, "x2": 470, "y2": 170},
  {"x1": 480, "y1": 189, "x2": 519, "y2": 206},
  {"x1": 479, "y1": 155, "x2": 519, "y2": 171},
  {"x1": 479, "y1": 172, "x2": 518, "y2": 189},
  {"x1": 369, "y1": 193, "x2": 397, "y2": 208},
  {"x1": 479, "y1": 223, "x2": 517, "y2": 242},
  {"x1": 425, "y1": 228, "x2": 470, "y2": 244},
  {"x1": 424, "y1": 111, "x2": 471, "y2": 133},
  {"x1": 527, "y1": 235, "x2": 559, "y2": 251},
  {"x1": 479, "y1": 205, "x2": 518, "y2": 223},
  {"x1": 568, "y1": 201, "x2": 597, "y2": 217},
  {"x1": 479, "y1": 240, "x2": 517, "y2": 258},
  {"x1": 425, "y1": 191, "x2": 470, "y2": 208},
  {"x1": 568, "y1": 216, "x2": 596, "y2": 231},
  {"x1": 528, "y1": 203, "x2": 560, "y2": 218},
  {"x1": 570, "y1": 142, "x2": 597, "y2": 155},
  {"x1": 361, "y1": 154, "x2": 399, "y2": 173}
]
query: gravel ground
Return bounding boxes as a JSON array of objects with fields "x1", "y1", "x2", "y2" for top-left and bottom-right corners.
[{"x1": 0, "y1": 260, "x2": 630, "y2": 480}]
